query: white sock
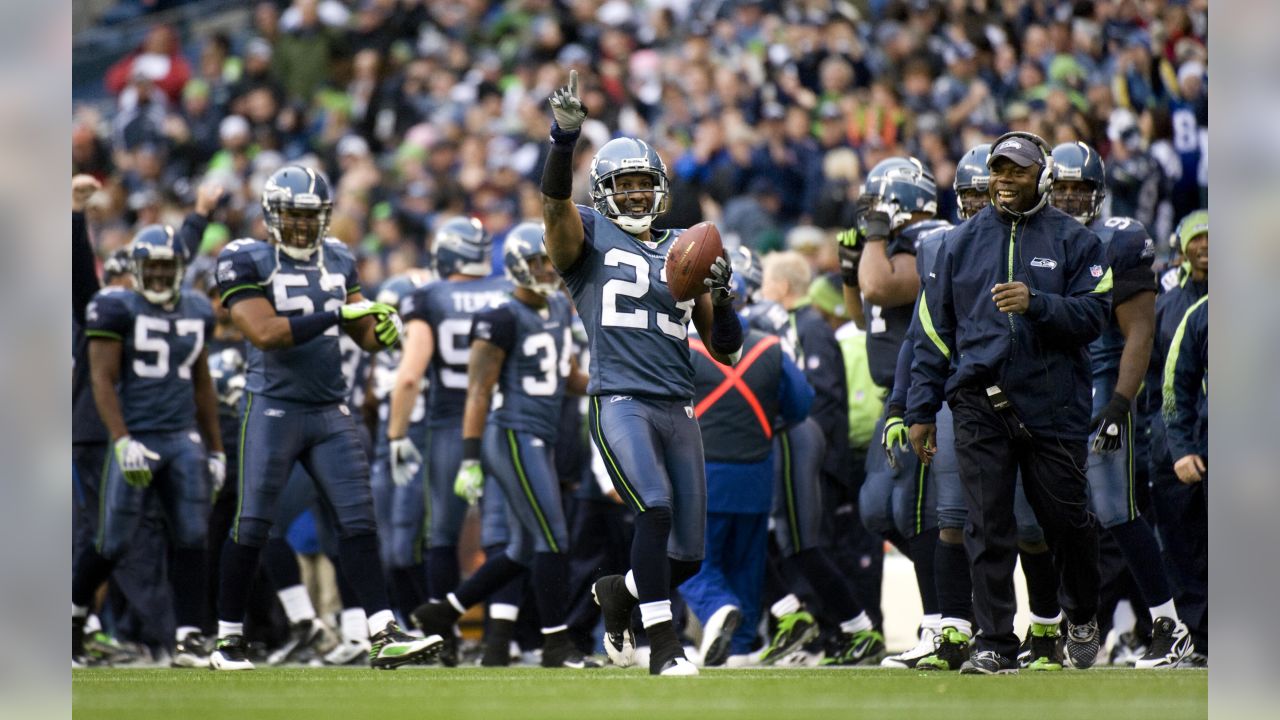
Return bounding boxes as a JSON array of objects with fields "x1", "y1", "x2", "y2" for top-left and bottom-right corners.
[
  {"x1": 770, "y1": 594, "x2": 801, "y2": 619},
  {"x1": 72, "y1": 604, "x2": 89, "y2": 619},
  {"x1": 624, "y1": 571, "x2": 640, "y2": 600},
  {"x1": 340, "y1": 608, "x2": 367, "y2": 642},
  {"x1": 940, "y1": 618, "x2": 973, "y2": 637},
  {"x1": 489, "y1": 603, "x2": 519, "y2": 622},
  {"x1": 175, "y1": 625, "x2": 200, "y2": 643},
  {"x1": 840, "y1": 612, "x2": 874, "y2": 635},
  {"x1": 85, "y1": 614, "x2": 101, "y2": 633},
  {"x1": 218, "y1": 621, "x2": 244, "y2": 639},
  {"x1": 921, "y1": 613, "x2": 942, "y2": 633},
  {"x1": 1148, "y1": 599, "x2": 1179, "y2": 622},
  {"x1": 366, "y1": 609, "x2": 396, "y2": 636},
  {"x1": 1030, "y1": 612, "x2": 1063, "y2": 627},
  {"x1": 639, "y1": 600, "x2": 673, "y2": 628},
  {"x1": 277, "y1": 584, "x2": 317, "y2": 625},
  {"x1": 540, "y1": 624, "x2": 568, "y2": 635},
  {"x1": 446, "y1": 593, "x2": 467, "y2": 615}
]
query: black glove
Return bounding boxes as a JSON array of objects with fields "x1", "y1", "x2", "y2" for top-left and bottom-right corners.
[
  {"x1": 704, "y1": 252, "x2": 736, "y2": 308},
  {"x1": 836, "y1": 228, "x2": 863, "y2": 287},
  {"x1": 1089, "y1": 392, "x2": 1131, "y2": 454},
  {"x1": 858, "y1": 209, "x2": 891, "y2": 241}
]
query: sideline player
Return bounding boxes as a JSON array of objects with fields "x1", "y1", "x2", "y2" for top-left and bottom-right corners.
[
  {"x1": 209, "y1": 165, "x2": 439, "y2": 670},
  {"x1": 541, "y1": 70, "x2": 743, "y2": 675}
]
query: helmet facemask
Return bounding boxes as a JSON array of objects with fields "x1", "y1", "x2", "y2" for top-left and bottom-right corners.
[
  {"x1": 134, "y1": 252, "x2": 182, "y2": 306},
  {"x1": 593, "y1": 169, "x2": 670, "y2": 235},
  {"x1": 265, "y1": 197, "x2": 330, "y2": 260},
  {"x1": 1050, "y1": 179, "x2": 1103, "y2": 225},
  {"x1": 956, "y1": 185, "x2": 991, "y2": 219},
  {"x1": 512, "y1": 252, "x2": 562, "y2": 298}
]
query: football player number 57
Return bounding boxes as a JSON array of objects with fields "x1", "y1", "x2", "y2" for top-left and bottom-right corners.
[{"x1": 600, "y1": 248, "x2": 693, "y2": 339}]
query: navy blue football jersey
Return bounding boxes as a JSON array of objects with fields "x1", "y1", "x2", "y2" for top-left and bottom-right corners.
[
  {"x1": 1088, "y1": 216, "x2": 1157, "y2": 387},
  {"x1": 215, "y1": 238, "x2": 361, "y2": 404},
  {"x1": 338, "y1": 333, "x2": 370, "y2": 409},
  {"x1": 472, "y1": 293, "x2": 575, "y2": 442},
  {"x1": 864, "y1": 219, "x2": 951, "y2": 387},
  {"x1": 560, "y1": 206, "x2": 697, "y2": 399},
  {"x1": 402, "y1": 275, "x2": 512, "y2": 426},
  {"x1": 84, "y1": 287, "x2": 215, "y2": 432}
]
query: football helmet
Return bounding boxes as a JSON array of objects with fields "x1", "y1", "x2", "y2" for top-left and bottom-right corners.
[
  {"x1": 375, "y1": 272, "x2": 427, "y2": 309},
  {"x1": 262, "y1": 165, "x2": 332, "y2": 260},
  {"x1": 729, "y1": 246, "x2": 764, "y2": 301},
  {"x1": 860, "y1": 157, "x2": 937, "y2": 231},
  {"x1": 503, "y1": 221, "x2": 560, "y2": 297},
  {"x1": 206, "y1": 346, "x2": 247, "y2": 409},
  {"x1": 432, "y1": 216, "x2": 489, "y2": 278},
  {"x1": 1050, "y1": 141, "x2": 1107, "y2": 224},
  {"x1": 102, "y1": 247, "x2": 133, "y2": 284},
  {"x1": 589, "y1": 137, "x2": 670, "y2": 235},
  {"x1": 954, "y1": 143, "x2": 992, "y2": 220},
  {"x1": 128, "y1": 224, "x2": 183, "y2": 306}
]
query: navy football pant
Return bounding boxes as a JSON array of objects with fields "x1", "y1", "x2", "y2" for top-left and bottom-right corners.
[{"x1": 772, "y1": 419, "x2": 827, "y2": 556}]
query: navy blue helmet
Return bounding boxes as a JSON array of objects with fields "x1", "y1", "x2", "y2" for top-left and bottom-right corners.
[
  {"x1": 207, "y1": 346, "x2": 247, "y2": 409},
  {"x1": 128, "y1": 224, "x2": 183, "y2": 306},
  {"x1": 860, "y1": 156, "x2": 938, "y2": 230},
  {"x1": 954, "y1": 143, "x2": 992, "y2": 220},
  {"x1": 375, "y1": 272, "x2": 428, "y2": 309},
  {"x1": 589, "y1": 137, "x2": 670, "y2": 235},
  {"x1": 262, "y1": 165, "x2": 332, "y2": 260},
  {"x1": 432, "y1": 216, "x2": 489, "y2": 277},
  {"x1": 503, "y1": 221, "x2": 560, "y2": 297},
  {"x1": 102, "y1": 246, "x2": 133, "y2": 284},
  {"x1": 1050, "y1": 141, "x2": 1107, "y2": 224}
]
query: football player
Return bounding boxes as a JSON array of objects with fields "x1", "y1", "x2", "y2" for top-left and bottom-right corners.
[
  {"x1": 209, "y1": 165, "x2": 439, "y2": 670},
  {"x1": 72, "y1": 225, "x2": 223, "y2": 667},
  {"x1": 541, "y1": 70, "x2": 743, "y2": 675},
  {"x1": 387, "y1": 216, "x2": 511, "y2": 664},
  {"x1": 1051, "y1": 142, "x2": 1192, "y2": 668},
  {"x1": 412, "y1": 223, "x2": 600, "y2": 669}
]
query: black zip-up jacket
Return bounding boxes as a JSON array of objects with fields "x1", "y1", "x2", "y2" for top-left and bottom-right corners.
[{"x1": 905, "y1": 204, "x2": 1111, "y2": 440}]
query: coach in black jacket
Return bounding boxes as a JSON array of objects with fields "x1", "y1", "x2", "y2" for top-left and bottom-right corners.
[{"x1": 904, "y1": 133, "x2": 1112, "y2": 673}]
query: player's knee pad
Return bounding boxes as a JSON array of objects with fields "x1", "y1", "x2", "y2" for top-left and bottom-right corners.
[
  {"x1": 1017, "y1": 539, "x2": 1049, "y2": 554},
  {"x1": 669, "y1": 558, "x2": 701, "y2": 588},
  {"x1": 939, "y1": 527, "x2": 964, "y2": 545}
]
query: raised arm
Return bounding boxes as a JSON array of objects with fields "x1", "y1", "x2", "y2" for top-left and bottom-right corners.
[
  {"x1": 72, "y1": 175, "x2": 103, "y2": 324},
  {"x1": 541, "y1": 69, "x2": 587, "y2": 271}
]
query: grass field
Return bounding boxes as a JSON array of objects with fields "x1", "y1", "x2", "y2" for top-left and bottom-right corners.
[{"x1": 73, "y1": 667, "x2": 1207, "y2": 720}]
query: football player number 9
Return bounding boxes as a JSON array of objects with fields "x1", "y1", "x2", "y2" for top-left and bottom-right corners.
[{"x1": 600, "y1": 248, "x2": 693, "y2": 339}]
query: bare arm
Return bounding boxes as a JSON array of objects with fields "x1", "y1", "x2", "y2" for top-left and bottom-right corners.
[
  {"x1": 691, "y1": 294, "x2": 734, "y2": 366},
  {"x1": 542, "y1": 195, "x2": 585, "y2": 271},
  {"x1": 842, "y1": 285, "x2": 866, "y2": 330},
  {"x1": 191, "y1": 348, "x2": 224, "y2": 454},
  {"x1": 858, "y1": 241, "x2": 920, "y2": 307},
  {"x1": 1113, "y1": 291, "x2": 1156, "y2": 402},
  {"x1": 88, "y1": 339, "x2": 129, "y2": 441},
  {"x1": 387, "y1": 318, "x2": 433, "y2": 439},
  {"x1": 341, "y1": 290, "x2": 383, "y2": 352},
  {"x1": 229, "y1": 296, "x2": 297, "y2": 350},
  {"x1": 567, "y1": 354, "x2": 589, "y2": 396},
  {"x1": 460, "y1": 339, "x2": 505, "y2": 443}
]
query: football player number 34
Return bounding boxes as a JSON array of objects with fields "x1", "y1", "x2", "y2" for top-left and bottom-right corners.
[{"x1": 600, "y1": 248, "x2": 694, "y2": 338}]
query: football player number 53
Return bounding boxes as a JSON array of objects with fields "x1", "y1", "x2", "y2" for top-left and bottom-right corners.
[{"x1": 600, "y1": 248, "x2": 693, "y2": 339}]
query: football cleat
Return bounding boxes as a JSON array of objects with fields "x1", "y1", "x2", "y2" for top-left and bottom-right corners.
[
  {"x1": 960, "y1": 650, "x2": 1019, "y2": 675},
  {"x1": 1024, "y1": 622, "x2": 1064, "y2": 672},
  {"x1": 1181, "y1": 651, "x2": 1208, "y2": 668},
  {"x1": 542, "y1": 631, "x2": 601, "y2": 669},
  {"x1": 592, "y1": 575, "x2": 637, "y2": 668},
  {"x1": 84, "y1": 629, "x2": 143, "y2": 665},
  {"x1": 481, "y1": 619, "x2": 516, "y2": 667},
  {"x1": 172, "y1": 631, "x2": 212, "y2": 669},
  {"x1": 1108, "y1": 630, "x2": 1148, "y2": 667},
  {"x1": 656, "y1": 657, "x2": 699, "y2": 676},
  {"x1": 323, "y1": 637, "x2": 371, "y2": 666},
  {"x1": 369, "y1": 621, "x2": 444, "y2": 670},
  {"x1": 410, "y1": 601, "x2": 459, "y2": 667},
  {"x1": 268, "y1": 619, "x2": 337, "y2": 666},
  {"x1": 881, "y1": 625, "x2": 939, "y2": 669},
  {"x1": 210, "y1": 634, "x2": 255, "y2": 671},
  {"x1": 1065, "y1": 618, "x2": 1101, "y2": 669},
  {"x1": 72, "y1": 615, "x2": 88, "y2": 665},
  {"x1": 759, "y1": 610, "x2": 819, "y2": 666},
  {"x1": 820, "y1": 629, "x2": 886, "y2": 666},
  {"x1": 698, "y1": 605, "x2": 742, "y2": 668},
  {"x1": 1135, "y1": 617, "x2": 1193, "y2": 669},
  {"x1": 917, "y1": 626, "x2": 970, "y2": 671}
]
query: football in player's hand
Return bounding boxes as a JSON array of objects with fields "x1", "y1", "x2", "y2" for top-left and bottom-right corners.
[{"x1": 664, "y1": 221, "x2": 723, "y2": 302}]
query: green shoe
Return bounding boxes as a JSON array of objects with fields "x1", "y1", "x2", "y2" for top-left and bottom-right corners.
[
  {"x1": 917, "y1": 626, "x2": 969, "y2": 671},
  {"x1": 369, "y1": 622, "x2": 444, "y2": 670},
  {"x1": 1025, "y1": 622, "x2": 1064, "y2": 672},
  {"x1": 820, "y1": 629, "x2": 886, "y2": 666},
  {"x1": 759, "y1": 611, "x2": 818, "y2": 665}
]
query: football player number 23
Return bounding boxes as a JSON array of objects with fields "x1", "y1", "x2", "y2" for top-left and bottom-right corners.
[
  {"x1": 600, "y1": 249, "x2": 694, "y2": 339},
  {"x1": 133, "y1": 316, "x2": 205, "y2": 379}
]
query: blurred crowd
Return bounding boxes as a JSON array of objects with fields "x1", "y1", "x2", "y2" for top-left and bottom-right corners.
[{"x1": 73, "y1": 0, "x2": 1208, "y2": 286}]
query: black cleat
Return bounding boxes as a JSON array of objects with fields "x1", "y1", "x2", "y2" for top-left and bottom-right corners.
[
  {"x1": 410, "y1": 601, "x2": 459, "y2": 667},
  {"x1": 369, "y1": 621, "x2": 444, "y2": 670},
  {"x1": 210, "y1": 634, "x2": 255, "y2": 671},
  {"x1": 1066, "y1": 618, "x2": 1101, "y2": 669},
  {"x1": 960, "y1": 650, "x2": 1019, "y2": 675},
  {"x1": 592, "y1": 575, "x2": 637, "y2": 668},
  {"x1": 542, "y1": 631, "x2": 601, "y2": 669}
]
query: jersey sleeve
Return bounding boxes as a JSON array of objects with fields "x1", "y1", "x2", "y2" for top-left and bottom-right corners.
[
  {"x1": 557, "y1": 206, "x2": 600, "y2": 279},
  {"x1": 324, "y1": 239, "x2": 362, "y2": 297},
  {"x1": 469, "y1": 305, "x2": 517, "y2": 355},
  {"x1": 193, "y1": 293, "x2": 217, "y2": 338},
  {"x1": 401, "y1": 284, "x2": 432, "y2": 324},
  {"x1": 1108, "y1": 222, "x2": 1158, "y2": 306},
  {"x1": 886, "y1": 232, "x2": 918, "y2": 258},
  {"x1": 216, "y1": 239, "x2": 269, "y2": 307},
  {"x1": 84, "y1": 290, "x2": 134, "y2": 341}
]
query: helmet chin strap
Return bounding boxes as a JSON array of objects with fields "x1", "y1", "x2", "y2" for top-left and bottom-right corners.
[{"x1": 613, "y1": 215, "x2": 654, "y2": 235}]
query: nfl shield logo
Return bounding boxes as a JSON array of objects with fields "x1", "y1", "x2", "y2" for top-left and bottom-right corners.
[{"x1": 1089, "y1": 264, "x2": 1103, "y2": 278}]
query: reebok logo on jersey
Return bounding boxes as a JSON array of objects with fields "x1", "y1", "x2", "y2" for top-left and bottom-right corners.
[
  {"x1": 265, "y1": 408, "x2": 286, "y2": 418},
  {"x1": 189, "y1": 431, "x2": 202, "y2": 444},
  {"x1": 338, "y1": 404, "x2": 350, "y2": 416},
  {"x1": 531, "y1": 438, "x2": 545, "y2": 447},
  {"x1": 685, "y1": 406, "x2": 694, "y2": 419},
  {"x1": 1029, "y1": 257, "x2": 1058, "y2": 269},
  {"x1": 1090, "y1": 264, "x2": 1104, "y2": 278},
  {"x1": 610, "y1": 395, "x2": 631, "y2": 403}
]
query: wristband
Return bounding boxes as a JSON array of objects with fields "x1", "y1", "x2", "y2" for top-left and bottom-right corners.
[
  {"x1": 462, "y1": 438, "x2": 482, "y2": 462},
  {"x1": 288, "y1": 310, "x2": 340, "y2": 345},
  {"x1": 709, "y1": 303, "x2": 744, "y2": 356},
  {"x1": 541, "y1": 141, "x2": 576, "y2": 200},
  {"x1": 549, "y1": 121, "x2": 581, "y2": 146}
]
